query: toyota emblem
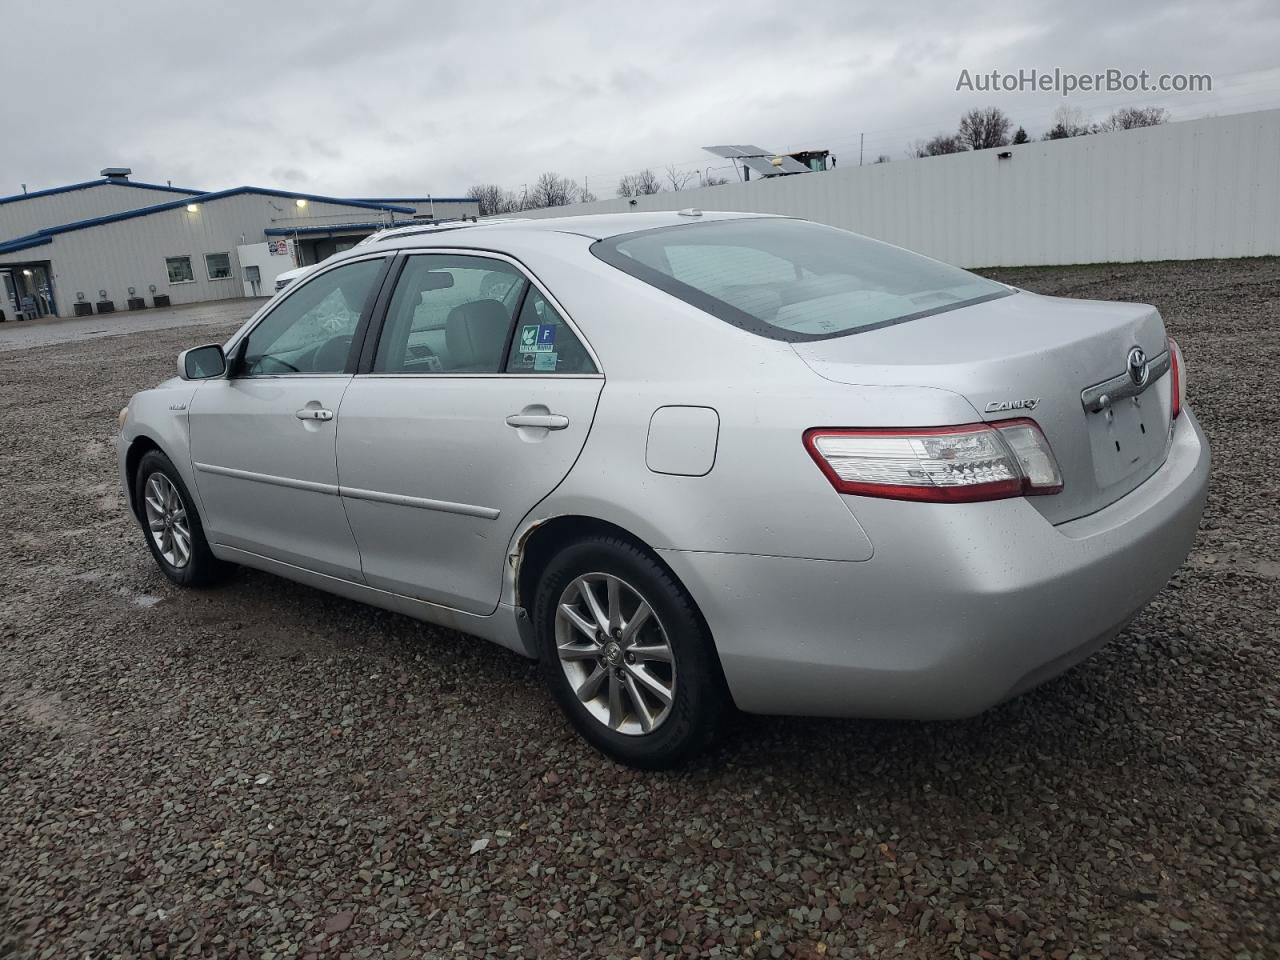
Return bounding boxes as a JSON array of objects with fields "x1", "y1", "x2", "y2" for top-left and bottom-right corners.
[{"x1": 1126, "y1": 346, "x2": 1149, "y2": 387}]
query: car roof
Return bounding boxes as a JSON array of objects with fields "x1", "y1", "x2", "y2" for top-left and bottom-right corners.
[{"x1": 364, "y1": 210, "x2": 778, "y2": 250}]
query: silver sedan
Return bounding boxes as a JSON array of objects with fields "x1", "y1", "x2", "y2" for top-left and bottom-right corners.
[{"x1": 117, "y1": 212, "x2": 1210, "y2": 767}]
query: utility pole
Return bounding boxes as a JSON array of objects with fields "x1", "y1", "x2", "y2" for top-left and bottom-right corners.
[{"x1": 860, "y1": 133, "x2": 864, "y2": 166}]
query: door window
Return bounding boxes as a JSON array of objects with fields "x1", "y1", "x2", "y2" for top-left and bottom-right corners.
[
  {"x1": 373, "y1": 255, "x2": 528, "y2": 373},
  {"x1": 239, "y1": 257, "x2": 385, "y2": 375},
  {"x1": 505, "y1": 289, "x2": 597, "y2": 374}
]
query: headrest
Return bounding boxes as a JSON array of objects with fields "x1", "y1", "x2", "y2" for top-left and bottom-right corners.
[{"x1": 445, "y1": 299, "x2": 511, "y2": 369}]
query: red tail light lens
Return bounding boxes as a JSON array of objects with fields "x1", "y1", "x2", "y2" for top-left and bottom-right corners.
[
  {"x1": 1169, "y1": 338, "x2": 1184, "y2": 420},
  {"x1": 804, "y1": 419, "x2": 1063, "y2": 503}
]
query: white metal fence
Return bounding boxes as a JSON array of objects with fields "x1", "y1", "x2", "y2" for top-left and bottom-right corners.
[{"x1": 517, "y1": 108, "x2": 1280, "y2": 268}]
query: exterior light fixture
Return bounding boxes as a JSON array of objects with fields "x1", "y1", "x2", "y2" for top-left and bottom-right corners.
[
  {"x1": 149, "y1": 284, "x2": 157, "y2": 293},
  {"x1": 128, "y1": 286, "x2": 137, "y2": 295},
  {"x1": 186, "y1": 203, "x2": 199, "y2": 213},
  {"x1": 99, "y1": 289, "x2": 108, "y2": 299},
  {"x1": 77, "y1": 291, "x2": 86, "y2": 301},
  {"x1": 295, "y1": 198, "x2": 308, "y2": 209},
  {"x1": 997, "y1": 151, "x2": 1013, "y2": 159}
]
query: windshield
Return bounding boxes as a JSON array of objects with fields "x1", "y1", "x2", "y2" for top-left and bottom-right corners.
[{"x1": 590, "y1": 217, "x2": 1011, "y2": 341}]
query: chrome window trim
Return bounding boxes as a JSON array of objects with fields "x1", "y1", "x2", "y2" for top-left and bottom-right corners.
[
  {"x1": 355, "y1": 372, "x2": 604, "y2": 380},
  {"x1": 375, "y1": 245, "x2": 604, "y2": 377}
]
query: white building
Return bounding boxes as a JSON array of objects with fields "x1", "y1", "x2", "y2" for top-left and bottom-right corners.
[{"x1": 0, "y1": 170, "x2": 478, "y2": 320}]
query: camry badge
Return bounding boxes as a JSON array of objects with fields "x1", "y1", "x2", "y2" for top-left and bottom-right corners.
[
  {"x1": 984, "y1": 398, "x2": 1040, "y2": 413},
  {"x1": 1127, "y1": 346, "x2": 1149, "y2": 387}
]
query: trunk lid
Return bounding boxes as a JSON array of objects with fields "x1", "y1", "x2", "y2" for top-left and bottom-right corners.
[{"x1": 792, "y1": 290, "x2": 1174, "y2": 524}]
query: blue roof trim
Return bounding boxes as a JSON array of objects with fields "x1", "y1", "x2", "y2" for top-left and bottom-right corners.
[
  {"x1": 0, "y1": 188, "x2": 415, "y2": 254},
  {"x1": 352, "y1": 196, "x2": 475, "y2": 204},
  {"x1": 0, "y1": 235, "x2": 54, "y2": 255},
  {"x1": 0, "y1": 178, "x2": 204, "y2": 206}
]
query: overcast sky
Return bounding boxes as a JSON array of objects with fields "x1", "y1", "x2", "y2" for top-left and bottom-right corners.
[{"x1": 3, "y1": 0, "x2": 1279, "y2": 200}]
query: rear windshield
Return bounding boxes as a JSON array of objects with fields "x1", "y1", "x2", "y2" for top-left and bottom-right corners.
[{"x1": 590, "y1": 217, "x2": 1011, "y2": 341}]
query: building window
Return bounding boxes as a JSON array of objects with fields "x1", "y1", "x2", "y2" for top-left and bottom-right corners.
[
  {"x1": 166, "y1": 256, "x2": 195, "y2": 284},
  {"x1": 205, "y1": 252, "x2": 233, "y2": 281}
]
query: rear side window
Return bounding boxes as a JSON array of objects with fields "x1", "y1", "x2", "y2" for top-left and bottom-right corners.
[
  {"x1": 591, "y1": 218, "x2": 1011, "y2": 341},
  {"x1": 505, "y1": 289, "x2": 597, "y2": 375}
]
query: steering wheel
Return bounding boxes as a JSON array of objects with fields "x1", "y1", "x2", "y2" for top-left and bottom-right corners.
[{"x1": 312, "y1": 334, "x2": 353, "y2": 372}]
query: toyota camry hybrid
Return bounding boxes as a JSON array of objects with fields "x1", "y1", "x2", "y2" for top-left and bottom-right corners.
[{"x1": 117, "y1": 211, "x2": 1210, "y2": 767}]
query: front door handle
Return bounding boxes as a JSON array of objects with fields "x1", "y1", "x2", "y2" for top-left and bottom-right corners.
[
  {"x1": 296, "y1": 408, "x2": 334, "y2": 421},
  {"x1": 505, "y1": 413, "x2": 569, "y2": 430}
]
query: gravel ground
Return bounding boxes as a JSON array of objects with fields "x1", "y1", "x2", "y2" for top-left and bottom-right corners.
[{"x1": 1, "y1": 257, "x2": 1276, "y2": 959}]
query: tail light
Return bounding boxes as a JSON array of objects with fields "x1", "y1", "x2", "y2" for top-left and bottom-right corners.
[
  {"x1": 1169, "y1": 338, "x2": 1185, "y2": 420},
  {"x1": 804, "y1": 419, "x2": 1063, "y2": 503}
]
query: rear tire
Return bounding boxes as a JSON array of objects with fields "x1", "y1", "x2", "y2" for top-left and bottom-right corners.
[
  {"x1": 134, "y1": 450, "x2": 232, "y2": 587},
  {"x1": 533, "y1": 535, "x2": 727, "y2": 769}
]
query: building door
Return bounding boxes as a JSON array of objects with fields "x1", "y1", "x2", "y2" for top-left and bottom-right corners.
[
  {"x1": 0, "y1": 270, "x2": 16, "y2": 322},
  {"x1": 10, "y1": 265, "x2": 56, "y2": 318}
]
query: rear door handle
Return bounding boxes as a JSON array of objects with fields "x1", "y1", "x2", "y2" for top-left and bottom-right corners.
[
  {"x1": 296, "y1": 408, "x2": 334, "y2": 421},
  {"x1": 505, "y1": 413, "x2": 569, "y2": 430}
]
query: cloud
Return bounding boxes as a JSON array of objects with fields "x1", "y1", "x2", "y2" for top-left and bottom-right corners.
[{"x1": 1, "y1": 0, "x2": 1277, "y2": 199}]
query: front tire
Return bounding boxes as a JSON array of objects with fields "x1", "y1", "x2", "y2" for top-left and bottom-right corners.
[
  {"x1": 134, "y1": 450, "x2": 231, "y2": 587},
  {"x1": 533, "y1": 535, "x2": 728, "y2": 769}
]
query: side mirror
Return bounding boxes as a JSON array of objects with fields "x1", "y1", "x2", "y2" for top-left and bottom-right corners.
[{"x1": 177, "y1": 343, "x2": 227, "y2": 380}]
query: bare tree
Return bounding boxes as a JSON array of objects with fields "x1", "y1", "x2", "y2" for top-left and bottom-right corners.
[
  {"x1": 1011, "y1": 126, "x2": 1029, "y2": 144},
  {"x1": 908, "y1": 133, "x2": 966, "y2": 158},
  {"x1": 1043, "y1": 105, "x2": 1090, "y2": 140},
  {"x1": 664, "y1": 163, "x2": 696, "y2": 192},
  {"x1": 958, "y1": 107, "x2": 1013, "y2": 150},
  {"x1": 466, "y1": 183, "x2": 518, "y2": 217},
  {"x1": 526, "y1": 172, "x2": 580, "y2": 209},
  {"x1": 1098, "y1": 106, "x2": 1169, "y2": 131},
  {"x1": 616, "y1": 169, "x2": 662, "y2": 198},
  {"x1": 702, "y1": 174, "x2": 730, "y2": 186},
  {"x1": 874, "y1": 154, "x2": 891, "y2": 164}
]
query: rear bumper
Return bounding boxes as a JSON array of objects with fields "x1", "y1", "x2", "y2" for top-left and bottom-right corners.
[{"x1": 659, "y1": 409, "x2": 1210, "y2": 718}]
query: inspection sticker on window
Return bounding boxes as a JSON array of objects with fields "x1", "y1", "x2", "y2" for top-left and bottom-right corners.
[
  {"x1": 533, "y1": 352, "x2": 558, "y2": 372},
  {"x1": 533, "y1": 323, "x2": 557, "y2": 351}
]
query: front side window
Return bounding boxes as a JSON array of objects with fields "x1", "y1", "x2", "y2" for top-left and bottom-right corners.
[
  {"x1": 166, "y1": 256, "x2": 194, "y2": 284},
  {"x1": 239, "y1": 257, "x2": 385, "y2": 375},
  {"x1": 373, "y1": 254, "x2": 528, "y2": 373},
  {"x1": 205, "y1": 252, "x2": 233, "y2": 280},
  {"x1": 505, "y1": 289, "x2": 596, "y2": 374},
  {"x1": 591, "y1": 218, "x2": 1011, "y2": 341}
]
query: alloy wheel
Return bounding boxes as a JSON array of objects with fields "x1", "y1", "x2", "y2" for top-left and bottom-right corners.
[
  {"x1": 143, "y1": 473, "x2": 191, "y2": 568},
  {"x1": 554, "y1": 572, "x2": 676, "y2": 736}
]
